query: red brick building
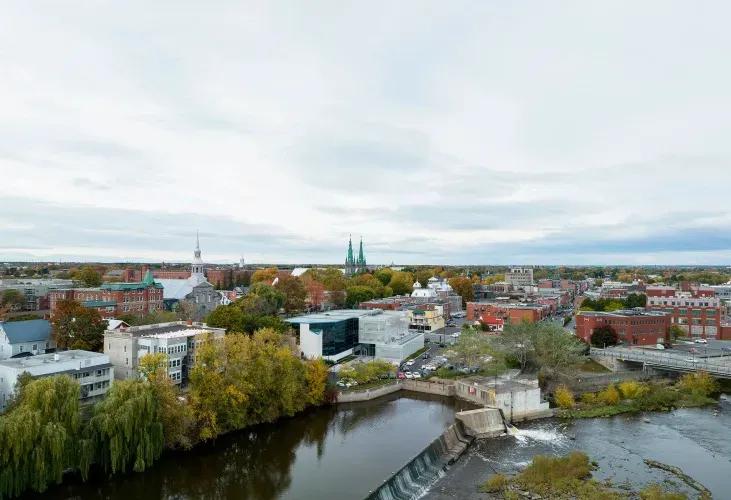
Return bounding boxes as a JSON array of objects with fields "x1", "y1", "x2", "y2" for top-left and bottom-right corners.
[
  {"x1": 49, "y1": 271, "x2": 164, "y2": 319},
  {"x1": 466, "y1": 302, "x2": 549, "y2": 325},
  {"x1": 576, "y1": 310, "x2": 671, "y2": 346},
  {"x1": 645, "y1": 285, "x2": 723, "y2": 339}
]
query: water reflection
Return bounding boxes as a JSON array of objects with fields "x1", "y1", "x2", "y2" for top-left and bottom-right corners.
[{"x1": 41, "y1": 394, "x2": 461, "y2": 500}]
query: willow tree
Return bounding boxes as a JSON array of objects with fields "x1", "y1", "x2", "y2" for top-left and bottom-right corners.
[
  {"x1": 0, "y1": 375, "x2": 82, "y2": 498},
  {"x1": 86, "y1": 379, "x2": 163, "y2": 474}
]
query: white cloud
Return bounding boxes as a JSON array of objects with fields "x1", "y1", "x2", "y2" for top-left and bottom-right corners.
[{"x1": 0, "y1": 0, "x2": 730, "y2": 264}]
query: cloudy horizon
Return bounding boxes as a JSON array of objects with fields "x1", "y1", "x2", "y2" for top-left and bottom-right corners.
[{"x1": 2, "y1": 1, "x2": 731, "y2": 265}]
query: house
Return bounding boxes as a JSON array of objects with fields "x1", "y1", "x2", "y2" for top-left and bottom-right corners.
[{"x1": 0, "y1": 319, "x2": 56, "y2": 360}]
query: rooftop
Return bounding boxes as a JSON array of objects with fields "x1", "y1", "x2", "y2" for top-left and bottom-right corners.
[
  {"x1": 286, "y1": 309, "x2": 377, "y2": 324},
  {"x1": 0, "y1": 319, "x2": 51, "y2": 343},
  {"x1": 577, "y1": 309, "x2": 669, "y2": 317},
  {"x1": 0, "y1": 349, "x2": 108, "y2": 370},
  {"x1": 104, "y1": 321, "x2": 224, "y2": 337}
]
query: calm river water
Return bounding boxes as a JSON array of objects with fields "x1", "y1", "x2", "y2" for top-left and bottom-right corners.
[{"x1": 41, "y1": 392, "x2": 472, "y2": 500}]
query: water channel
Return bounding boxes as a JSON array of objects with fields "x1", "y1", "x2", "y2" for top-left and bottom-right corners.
[{"x1": 38, "y1": 392, "x2": 731, "y2": 499}]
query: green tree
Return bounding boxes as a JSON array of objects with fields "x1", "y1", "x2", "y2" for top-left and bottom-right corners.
[
  {"x1": 242, "y1": 283, "x2": 285, "y2": 315},
  {"x1": 1, "y1": 289, "x2": 24, "y2": 310},
  {"x1": 76, "y1": 266, "x2": 102, "y2": 287},
  {"x1": 590, "y1": 325, "x2": 618, "y2": 348},
  {"x1": 51, "y1": 299, "x2": 107, "y2": 351},
  {"x1": 531, "y1": 324, "x2": 585, "y2": 377},
  {"x1": 87, "y1": 379, "x2": 164, "y2": 474},
  {"x1": 414, "y1": 269, "x2": 433, "y2": 288},
  {"x1": 388, "y1": 271, "x2": 414, "y2": 296},
  {"x1": 446, "y1": 328, "x2": 501, "y2": 370},
  {"x1": 304, "y1": 358, "x2": 330, "y2": 405},
  {"x1": 345, "y1": 285, "x2": 375, "y2": 307},
  {"x1": 0, "y1": 376, "x2": 83, "y2": 498},
  {"x1": 138, "y1": 353, "x2": 193, "y2": 449},
  {"x1": 669, "y1": 324, "x2": 686, "y2": 341},
  {"x1": 448, "y1": 276, "x2": 475, "y2": 306},
  {"x1": 374, "y1": 268, "x2": 393, "y2": 286}
]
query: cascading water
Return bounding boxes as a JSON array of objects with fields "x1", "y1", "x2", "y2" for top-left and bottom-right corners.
[{"x1": 366, "y1": 424, "x2": 471, "y2": 500}]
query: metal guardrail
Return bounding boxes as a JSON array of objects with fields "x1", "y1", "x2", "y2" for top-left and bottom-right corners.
[{"x1": 591, "y1": 347, "x2": 731, "y2": 378}]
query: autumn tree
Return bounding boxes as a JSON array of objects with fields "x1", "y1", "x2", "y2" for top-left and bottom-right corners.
[
  {"x1": 275, "y1": 275, "x2": 307, "y2": 313},
  {"x1": 251, "y1": 267, "x2": 278, "y2": 284},
  {"x1": 304, "y1": 358, "x2": 330, "y2": 405},
  {"x1": 388, "y1": 271, "x2": 414, "y2": 296},
  {"x1": 1, "y1": 289, "x2": 24, "y2": 311},
  {"x1": 51, "y1": 299, "x2": 107, "y2": 351},
  {"x1": 302, "y1": 275, "x2": 326, "y2": 310},
  {"x1": 590, "y1": 325, "x2": 618, "y2": 348},
  {"x1": 448, "y1": 276, "x2": 475, "y2": 306},
  {"x1": 345, "y1": 285, "x2": 375, "y2": 307},
  {"x1": 374, "y1": 268, "x2": 393, "y2": 286}
]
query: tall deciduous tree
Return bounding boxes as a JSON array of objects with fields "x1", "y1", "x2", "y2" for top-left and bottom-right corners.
[
  {"x1": 51, "y1": 299, "x2": 107, "y2": 351},
  {"x1": 388, "y1": 271, "x2": 414, "y2": 296},
  {"x1": 76, "y1": 266, "x2": 102, "y2": 287},
  {"x1": 590, "y1": 325, "x2": 618, "y2": 348},
  {"x1": 448, "y1": 276, "x2": 475, "y2": 306},
  {"x1": 275, "y1": 275, "x2": 307, "y2": 313}
]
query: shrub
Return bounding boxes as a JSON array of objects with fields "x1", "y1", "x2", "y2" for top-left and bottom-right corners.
[
  {"x1": 677, "y1": 372, "x2": 719, "y2": 397},
  {"x1": 555, "y1": 385, "x2": 576, "y2": 409},
  {"x1": 598, "y1": 385, "x2": 620, "y2": 405},
  {"x1": 640, "y1": 483, "x2": 688, "y2": 500},
  {"x1": 581, "y1": 392, "x2": 597, "y2": 405},
  {"x1": 482, "y1": 473, "x2": 509, "y2": 493},
  {"x1": 618, "y1": 380, "x2": 648, "y2": 399}
]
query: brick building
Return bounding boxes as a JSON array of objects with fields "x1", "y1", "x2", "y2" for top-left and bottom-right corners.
[
  {"x1": 575, "y1": 310, "x2": 671, "y2": 346},
  {"x1": 121, "y1": 268, "x2": 190, "y2": 282},
  {"x1": 645, "y1": 285, "x2": 723, "y2": 340},
  {"x1": 466, "y1": 302, "x2": 550, "y2": 325},
  {"x1": 49, "y1": 271, "x2": 164, "y2": 319}
]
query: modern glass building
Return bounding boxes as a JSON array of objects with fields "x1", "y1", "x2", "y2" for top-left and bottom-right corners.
[{"x1": 286, "y1": 310, "x2": 375, "y2": 362}]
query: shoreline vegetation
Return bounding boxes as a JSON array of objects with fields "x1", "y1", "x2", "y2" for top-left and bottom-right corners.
[
  {"x1": 0, "y1": 329, "x2": 330, "y2": 499},
  {"x1": 553, "y1": 372, "x2": 720, "y2": 419},
  {"x1": 481, "y1": 451, "x2": 705, "y2": 500}
]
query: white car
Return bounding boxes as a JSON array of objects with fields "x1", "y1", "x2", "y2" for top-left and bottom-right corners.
[
  {"x1": 694, "y1": 339, "x2": 708, "y2": 344},
  {"x1": 405, "y1": 360, "x2": 416, "y2": 366},
  {"x1": 413, "y1": 372, "x2": 422, "y2": 379},
  {"x1": 686, "y1": 358, "x2": 699, "y2": 363},
  {"x1": 451, "y1": 332, "x2": 460, "y2": 338},
  {"x1": 404, "y1": 371, "x2": 414, "y2": 379}
]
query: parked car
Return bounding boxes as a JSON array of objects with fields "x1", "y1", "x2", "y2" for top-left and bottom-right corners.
[
  {"x1": 694, "y1": 339, "x2": 708, "y2": 344},
  {"x1": 422, "y1": 352, "x2": 430, "y2": 359},
  {"x1": 397, "y1": 371, "x2": 406, "y2": 380},
  {"x1": 451, "y1": 332, "x2": 460, "y2": 338},
  {"x1": 405, "y1": 371, "x2": 414, "y2": 379},
  {"x1": 405, "y1": 359, "x2": 416, "y2": 367},
  {"x1": 413, "y1": 372, "x2": 422, "y2": 379},
  {"x1": 686, "y1": 358, "x2": 699, "y2": 363}
]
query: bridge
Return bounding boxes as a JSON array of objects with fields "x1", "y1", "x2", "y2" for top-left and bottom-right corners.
[{"x1": 590, "y1": 347, "x2": 731, "y2": 379}]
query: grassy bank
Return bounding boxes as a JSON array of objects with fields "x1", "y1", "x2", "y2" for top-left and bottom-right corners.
[
  {"x1": 554, "y1": 372, "x2": 719, "y2": 419},
  {"x1": 481, "y1": 451, "x2": 690, "y2": 499}
]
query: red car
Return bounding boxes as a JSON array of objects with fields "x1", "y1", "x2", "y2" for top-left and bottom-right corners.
[{"x1": 397, "y1": 372, "x2": 406, "y2": 380}]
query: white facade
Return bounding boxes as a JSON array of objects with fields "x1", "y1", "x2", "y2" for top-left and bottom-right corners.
[
  {"x1": 505, "y1": 268, "x2": 534, "y2": 288},
  {"x1": 358, "y1": 310, "x2": 424, "y2": 363},
  {"x1": 0, "y1": 350, "x2": 113, "y2": 411},
  {"x1": 0, "y1": 320, "x2": 56, "y2": 360}
]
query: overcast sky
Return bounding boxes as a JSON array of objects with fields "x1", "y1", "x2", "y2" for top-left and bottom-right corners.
[{"x1": 1, "y1": 1, "x2": 730, "y2": 265}]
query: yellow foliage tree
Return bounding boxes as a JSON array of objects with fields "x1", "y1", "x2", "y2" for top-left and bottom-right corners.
[
  {"x1": 554, "y1": 385, "x2": 575, "y2": 409},
  {"x1": 598, "y1": 385, "x2": 620, "y2": 405}
]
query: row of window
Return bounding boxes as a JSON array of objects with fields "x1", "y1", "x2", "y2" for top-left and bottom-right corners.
[
  {"x1": 170, "y1": 371, "x2": 182, "y2": 381},
  {"x1": 154, "y1": 344, "x2": 186, "y2": 354},
  {"x1": 651, "y1": 300, "x2": 717, "y2": 307},
  {"x1": 168, "y1": 358, "x2": 182, "y2": 368}
]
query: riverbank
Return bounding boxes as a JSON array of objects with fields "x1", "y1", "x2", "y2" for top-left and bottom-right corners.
[{"x1": 424, "y1": 395, "x2": 731, "y2": 499}]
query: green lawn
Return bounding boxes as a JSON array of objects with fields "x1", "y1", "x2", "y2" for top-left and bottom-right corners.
[{"x1": 578, "y1": 359, "x2": 611, "y2": 373}]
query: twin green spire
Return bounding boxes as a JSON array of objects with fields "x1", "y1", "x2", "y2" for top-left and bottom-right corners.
[{"x1": 345, "y1": 235, "x2": 366, "y2": 275}]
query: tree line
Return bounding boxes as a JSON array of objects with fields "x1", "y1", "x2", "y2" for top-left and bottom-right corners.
[{"x1": 0, "y1": 328, "x2": 329, "y2": 499}]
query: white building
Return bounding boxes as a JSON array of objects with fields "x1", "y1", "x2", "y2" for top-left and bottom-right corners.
[
  {"x1": 505, "y1": 268, "x2": 534, "y2": 289},
  {"x1": 104, "y1": 321, "x2": 226, "y2": 384},
  {"x1": 358, "y1": 310, "x2": 424, "y2": 363},
  {"x1": 0, "y1": 350, "x2": 113, "y2": 411},
  {"x1": 0, "y1": 319, "x2": 56, "y2": 360}
]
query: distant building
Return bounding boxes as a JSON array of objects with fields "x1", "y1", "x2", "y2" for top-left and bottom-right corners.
[
  {"x1": 466, "y1": 301, "x2": 550, "y2": 324},
  {"x1": 505, "y1": 267, "x2": 534, "y2": 289},
  {"x1": 0, "y1": 350, "x2": 113, "y2": 411},
  {"x1": 408, "y1": 305, "x2": 445, "y2": 332},
  {"x1": 344, "y1": 235, "x2": 367, "y2": 276},
  {"x1": 575, "y1": 310, "x2": 671, "y2": 346},
  {"x1": 0, "y1": 319, "x2": 56, "y2": 360},
  {"x1": 48, "y1": 270, "x2": 164, "y2": 319},
  {"x1": 103, "y1": 321, "x2": 226, "y2": 383},
  {"x1": 645, "y1": 285, "x2": 723, "y2": 340},
  {"x1": 358, "y1": 310, "x2": 424, "y2": 363},
  {"x1": 155, "y1": 235, "x2": 223, "y2": 320},
  {"x1": 0, "y1": 278, "x2": 75, "y2": 312}
]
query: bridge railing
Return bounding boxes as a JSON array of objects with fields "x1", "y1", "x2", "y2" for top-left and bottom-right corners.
[{"x1": 590, "y1": 347, "x2": 731, "y2": 377}]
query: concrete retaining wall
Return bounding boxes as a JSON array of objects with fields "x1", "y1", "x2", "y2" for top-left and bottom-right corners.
[
  {"x1": 403, "y1": 379, "x2": 455, "y2": 396},
  {"x1": 456, "y1": 408, "x2": 506, "y2": 438},
  {"x1": 336, "y1": 382, "x2": 402, "y2": 403}
]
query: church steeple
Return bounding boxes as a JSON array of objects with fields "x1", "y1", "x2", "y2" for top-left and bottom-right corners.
[
  {"x1": 192, "y1": 231, "x2": 204, "y2": 277},
  {"x1": 357, "y1": 236, "x2": 366, "y2": 269},
  {"x1": 345, "y1": 234, "x2": 356, "y2": 276}
]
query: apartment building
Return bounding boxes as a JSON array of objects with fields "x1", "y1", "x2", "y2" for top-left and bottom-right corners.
[
  {"x1": 576, "y1": 310, "x2": 671, "y2": 346},
  {"x1": 645, "y1": 285, "x2": 723, "y2": 339}
]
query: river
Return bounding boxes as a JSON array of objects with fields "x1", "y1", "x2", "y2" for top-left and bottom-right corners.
[
  {"x1": 39, "y1": 392, "x2": 473, "y2": 500},
  {"x1": 426, "y1": 394, "x2": 731, "y2": 499},
  {"x1": 36, "y1": 392, "x2": 731, "y2": 499}
]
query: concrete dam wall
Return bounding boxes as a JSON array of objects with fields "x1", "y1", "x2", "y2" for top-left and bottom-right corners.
[
  {"x1": 455, "y1": 408, "x2": 507, "y2": 438},
  {"x1": 366, "y1": 422, "x2": 473, "y2": 500}
]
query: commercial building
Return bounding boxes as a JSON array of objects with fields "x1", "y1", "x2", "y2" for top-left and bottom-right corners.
[
  {"x1": 0, "y1": 278, "x2": 74, "y2": 312},
  {"x1": 575, "y1": 310, "x2": 671, "y2": 346},
  {"x1": 466, "y1": 301, "x2": 550, "y2": 325},
  {"x1": 0, "y1": 319, "x2": 56, "y2": 360},
  {"x1": 48, "y1": 270, "x2": 164, "y2": 319},
  {"x1": 357, "y1": 310, "x2": 424, "y2": 363},
  {"x1": 103, "y1": 321, "x2": 226, "y2": 383},
  {"x1": 408, "y1": 304, "x2": 445, "y2": 332},
  {"x1": 645, "y1": 286, "x2": 723, "y2": 339},
  {"x1": 0, "y1": 350, "x2": 113, "y2": 411},
  {"x1": 505, "y1": 268, "x2": 534, "y2": 289}
]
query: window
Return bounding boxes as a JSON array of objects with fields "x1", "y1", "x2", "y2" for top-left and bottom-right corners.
[{"x1": 32, "y1": 344, "x2": 37, "y2": 351}]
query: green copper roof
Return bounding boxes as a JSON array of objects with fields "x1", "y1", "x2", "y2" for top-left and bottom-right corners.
[
  {"x1": 101, "y1": 281, "x2": 163, "y2": 291},
  {"x1": 82, "y1": 300, "x2": 117, "y2": 308}
]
